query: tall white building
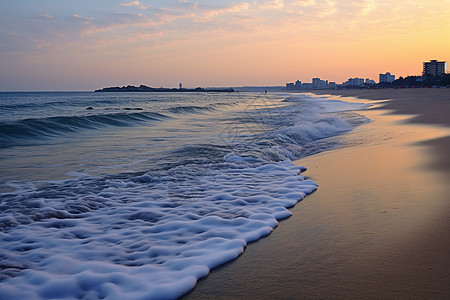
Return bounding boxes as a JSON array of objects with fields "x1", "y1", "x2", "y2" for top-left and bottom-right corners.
[
  {"x1": 344, "y1": 78, "x2": 365, "y2": 87},
  {"x1": 379, "y1": 72, "x2": 395, "y2": 83},
  {"x1": 312, "y1": 78, "x2": 327, "y2": 89}
]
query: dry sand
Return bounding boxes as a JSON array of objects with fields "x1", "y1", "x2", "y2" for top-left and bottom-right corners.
[{"x1": 183, "y1": 89, "x2": 450, "y2": 299}]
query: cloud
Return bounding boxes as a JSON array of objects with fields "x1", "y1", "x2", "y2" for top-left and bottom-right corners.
[
  {"x1": 315, "y1": 0, "x2": 337, "y2": 18},
  {"x1": 72, "y1": 14, "x2": 93, "y2": 20},
  {"x1": 292, "y1": 0, "x2": 316, "y2": 7},
  {"x1": 121, "y1": 1, "x2": 150, "y2": 10},
  {"x1": 39, "y1": 14, "x2": 54, "y2": 19},
  {"x1": 2, "y1": 0, "x2": 447, "y2": 62},
  {"x1": 359, "y1": 0, "x2": 376, "y2": 16},
  {"x1": 257, "y1": 0, "x2": 284, "y2": 10},
  {"x1": 192, "y1": 3, "x2": 251, "y2": 22}
]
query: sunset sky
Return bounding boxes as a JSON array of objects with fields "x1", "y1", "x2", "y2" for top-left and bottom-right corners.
[{"x1": 1, "y1": 0, "x2": 449, "y2": 90}]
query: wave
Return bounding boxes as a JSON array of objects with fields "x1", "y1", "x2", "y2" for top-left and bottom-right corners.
[
  {"x1": 0, "y1": 111, "x2": 170, "y2": 148},
  {"x1": 0, "y1": 93, "x2": 370, "y2": 299},
  {"x1": 211, "y1": 102, "x2": 237, "y2": 107},
  {"x1": 0, "y1": 159, "x2": 317, "y2": 299},
  {"x1": 225, "y1": 96, "x2": 370, "y2": 163},
  {"x1": 167, "y1": 105, "x2": 215, "y2": 114},
  {"x1": 276, "y1": 115, "x2": 352, "y2": 143},
  {"x1": 283, "y1": 95, "x2": 371, "y2": 113}
]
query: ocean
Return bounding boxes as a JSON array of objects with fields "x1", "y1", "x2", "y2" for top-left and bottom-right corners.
[{"x1": 0, "y1": 91, "x2": 369, "y2": 299}]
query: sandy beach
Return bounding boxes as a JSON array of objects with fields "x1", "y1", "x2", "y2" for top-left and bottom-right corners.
[
  {"x1": 184, "y1": 89, "x2": 450, "y2": 299},
  {"x1": 314, "y1": 89, "x2": 450, "y2": 177}
]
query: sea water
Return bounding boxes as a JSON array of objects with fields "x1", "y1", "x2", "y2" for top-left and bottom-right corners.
[{"x1": 0, "y1": 91, "x2": 370, "y2": 299}]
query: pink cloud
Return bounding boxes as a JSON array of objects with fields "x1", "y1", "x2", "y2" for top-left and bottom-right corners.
[{"x1": 121, "y1": 1, "x2": 150, "y2": 10}]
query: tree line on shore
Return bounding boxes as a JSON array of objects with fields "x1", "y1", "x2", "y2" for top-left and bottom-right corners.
[{"x1": 376, "y1": 74, "x2": 450, "y2": 89}]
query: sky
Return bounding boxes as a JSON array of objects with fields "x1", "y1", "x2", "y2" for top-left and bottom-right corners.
[{"x1": 0, "y1": 0, "x2": 449, "y2": 91}]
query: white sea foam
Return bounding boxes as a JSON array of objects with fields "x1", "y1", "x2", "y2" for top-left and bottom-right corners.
[
  {"x1": 0, "y1": 160, "x2": 317, "y2": 299},
  {"x1": 0, "y1": 92, "x2": 372, "y2": 299},
  {"x1": 252, "y1": 95, "x2": 370, "y2": 161},
  {"x1": 283, "y1": 94, "x2": 370, "y2": 113}
]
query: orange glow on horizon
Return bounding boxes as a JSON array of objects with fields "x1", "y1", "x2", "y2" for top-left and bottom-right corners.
[{"x1": 0, "y1": 0, "x2": 449, "y2": 90}]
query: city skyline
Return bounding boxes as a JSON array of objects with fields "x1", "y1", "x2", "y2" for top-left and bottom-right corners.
[
  {"x1": 286, "y1": 59, "x2": 450, "y2": 90},
  {"x1": 1, "y1": 1, "x2": 449, "y2": 91}
]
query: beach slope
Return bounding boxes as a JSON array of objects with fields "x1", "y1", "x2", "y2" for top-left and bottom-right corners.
[{"x1": 184, "y1": 89, "x2": 450, "y2": 299}]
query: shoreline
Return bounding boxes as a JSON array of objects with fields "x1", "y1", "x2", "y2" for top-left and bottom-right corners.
[
  {"x1": 314, "y1": 88, "x2": 450, "y2": 127},
  {"x1": 314, "y1": 89, "x2": 450, "y2": 179},
  {"x1": 184, "y1": 89, "x2": 450, "y2": 299}
]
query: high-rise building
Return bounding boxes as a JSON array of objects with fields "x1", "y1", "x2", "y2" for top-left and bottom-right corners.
[
  {"x1": 379, "y1": 72, "x2": 395, "y2": 83},
  {"x1": 344, "y1": 78, "x2": 365, "y2": 87},
  {"x1": 423, "y1": 60, "x2": 446, "y2": 76},
  {"x1": 312, "y1": 77, "x2": 327, "y2": 89}
]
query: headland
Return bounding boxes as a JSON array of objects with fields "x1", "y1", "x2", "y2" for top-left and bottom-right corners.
[{"x1": 94, "y1": 85, "x2": 235, "y2": 93}]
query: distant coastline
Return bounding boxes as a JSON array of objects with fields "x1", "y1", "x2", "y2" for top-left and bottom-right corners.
[{"x1": 95, "y1": 85, "x2": 235, "y2": 93}]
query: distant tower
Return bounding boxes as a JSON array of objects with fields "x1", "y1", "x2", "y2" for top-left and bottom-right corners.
[
  {"x1": 423, "y1": 60, "x2": 446, "y2": 76},
  {"x1": 179, "y1": 83, "x2": 183, "y2": 89}
]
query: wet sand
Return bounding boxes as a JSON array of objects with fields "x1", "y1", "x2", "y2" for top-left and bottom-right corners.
[
  {"x1": 183, "y1": 89, "x2": 450, "y2": 299},
  {"x1": 315, "y1": 89, "x2": 450, "y2": 179},
  {"x1": 314, "y1": 89, "x2": 450, "y2": 127}
]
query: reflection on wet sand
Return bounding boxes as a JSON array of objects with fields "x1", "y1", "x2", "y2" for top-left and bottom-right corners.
[{"x1": 184, "y1": 96, "x2": 450, "y2": 299}]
